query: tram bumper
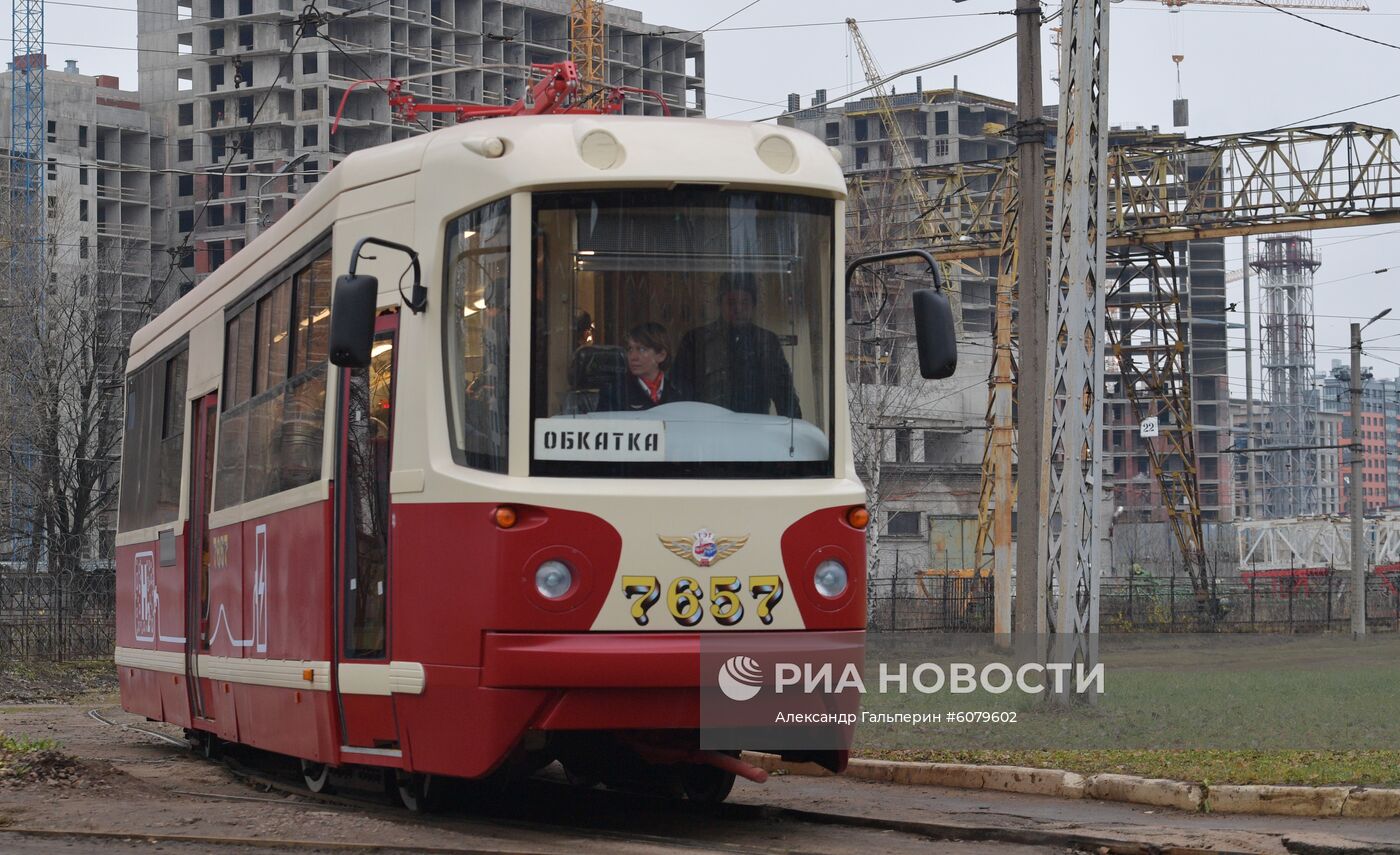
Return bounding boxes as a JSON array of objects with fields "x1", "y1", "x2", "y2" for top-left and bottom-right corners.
[{"x1": 483, "y1": 629, "x2": 861, "y2": 772}]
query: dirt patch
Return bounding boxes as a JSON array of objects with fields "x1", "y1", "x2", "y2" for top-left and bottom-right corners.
[
  {"x1": 0, "y1": 738, "x2": 119, "y2": 791},
  {"x1": 0, "y1": 659, "x2": 117, "y2": 705}
]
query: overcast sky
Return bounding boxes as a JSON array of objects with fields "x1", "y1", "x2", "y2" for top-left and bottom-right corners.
[{"x1": 15, "y1": 0, "x2": 1400, "y2": 396}]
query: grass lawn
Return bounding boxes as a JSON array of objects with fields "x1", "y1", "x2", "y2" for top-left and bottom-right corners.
[{"x1": 847, "y1": 634, "x2": 1400, "y2": 785}]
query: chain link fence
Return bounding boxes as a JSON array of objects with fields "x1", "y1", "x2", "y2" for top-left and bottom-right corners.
[{"x1": 0, "y1": 569, "x2": 116, "y2": 660}]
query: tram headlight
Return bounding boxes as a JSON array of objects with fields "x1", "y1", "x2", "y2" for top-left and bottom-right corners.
[
  {"x1": 535, "y1": 560, "x2": 574, "y2": 600},
  {"x1": 813, "y1": 560, "x2": 848, "y2": 599}
]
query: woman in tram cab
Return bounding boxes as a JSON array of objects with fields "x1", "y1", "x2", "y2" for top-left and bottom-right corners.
[{"x1": 601, "y1": 321, "x2": 685, "y2": 411}]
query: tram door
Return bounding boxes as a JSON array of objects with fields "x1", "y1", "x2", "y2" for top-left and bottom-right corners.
[
  {"x1": 335, "y1": 313, "x2": 400, "y2": 752},
  {"x1": 185, "y1": 392, "x2": 219, "y2": 721}
]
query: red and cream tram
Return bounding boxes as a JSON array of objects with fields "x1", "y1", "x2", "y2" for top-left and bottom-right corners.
[{"x1": 115, "y1": 114, "x2": 955, "y2": 807}]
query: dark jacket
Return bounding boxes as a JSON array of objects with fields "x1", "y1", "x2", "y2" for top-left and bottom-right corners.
[
  {"x1": 672, "y1": 321, "x2": 801, "y2": 418},
  {"x1": 600, "y1": 373, "x2": 685, "y2": 412}
]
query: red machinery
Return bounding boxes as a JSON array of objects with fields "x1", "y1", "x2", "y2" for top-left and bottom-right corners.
[{"x1": 332, "y1": 60, "x2": 670, "y2": 135}]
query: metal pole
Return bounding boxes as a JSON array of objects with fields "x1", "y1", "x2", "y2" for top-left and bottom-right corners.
[
  {"x1": 1012, "y1": 0, "x2": 1048, "y2": 635},
  {"x1": 1242, "y1": 236, "x2": 1256, "y2": 519},
  {"x1": 1350, "y1": 322, "x2": 1366, "y2": 638}
]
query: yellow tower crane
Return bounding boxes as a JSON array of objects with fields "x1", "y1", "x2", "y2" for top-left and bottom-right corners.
[
  {"x1": 570, "y1": 0, "x2": 606, "y2": 91},
  {"x1": 843, "y1": 18, "x2": 938, "y2": 255}
]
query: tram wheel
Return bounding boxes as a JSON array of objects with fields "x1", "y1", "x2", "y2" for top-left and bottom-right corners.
[
  {"x1": 393, "y1": 771, "x2": 442, "y2": 813},
  {"x1": 679, "y1": 764, "x2": 736, "y2": 804},
  {"x1": 199, "y1": 733, "x2": 221, "y2": 761},
  {"x1": 301, "y1": 759, "x2": 335, "y2": 795}
]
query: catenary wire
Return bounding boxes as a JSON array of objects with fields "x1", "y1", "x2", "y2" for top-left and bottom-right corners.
[{"x1": 159, "y1": 25, "x2": 308, "y2": 305}]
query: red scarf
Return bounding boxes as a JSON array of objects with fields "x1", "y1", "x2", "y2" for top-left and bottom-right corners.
[{"x1": 638, "y1": 372, "x2": 665, "y2": 404}]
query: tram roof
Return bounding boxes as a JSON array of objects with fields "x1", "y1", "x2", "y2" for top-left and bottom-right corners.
[{"x1": 129, "y1": 115, "x2": 845, "y2": 366}]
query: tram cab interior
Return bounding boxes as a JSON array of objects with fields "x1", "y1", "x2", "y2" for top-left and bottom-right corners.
[{"x1": 450, "y1": 186, "x2": 836, "y2": 478}]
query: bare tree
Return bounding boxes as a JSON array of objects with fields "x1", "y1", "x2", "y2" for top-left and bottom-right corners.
[
  {"x1": 0, "y1": 202, "x2": 139, "y2": 576},
  {"x1": 847, "y1": 272, "x2": 972, "y2": 595}
]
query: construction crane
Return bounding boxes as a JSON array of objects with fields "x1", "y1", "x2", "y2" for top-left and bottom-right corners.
[
  {"x1": 570, "y1": 1, "x2": 606, "y2": 92},
  {"x1": 1156, "y1": 0, "x2": 1367, "y2": 8},
  {"x1": 844, "y1": 17, "x2": 934, "y2": 250},
  {"x1": 844, "y1": 18, "x2": 977, "y2": 607},
  {"x1": 1157, "y1": 0, "x2": 1368, "y2": 123},
  {"x1": 9, "y1": 0, "x2": 45, "y2": 282}
]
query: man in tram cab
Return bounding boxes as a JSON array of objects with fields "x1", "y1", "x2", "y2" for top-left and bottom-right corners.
[
  {"x1": 672, "y1": 274, "x2": 801, "y2": 419},
  {"x1": 599, "y1": 322, "x2": 685, "y2": 411}
]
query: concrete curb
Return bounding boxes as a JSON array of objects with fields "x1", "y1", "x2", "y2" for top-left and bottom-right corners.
[{"x1": 741, "y1": 753, "x2": 1400, "y2": 818}]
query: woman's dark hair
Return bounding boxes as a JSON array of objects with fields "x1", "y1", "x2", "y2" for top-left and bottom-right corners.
[{"x1": 627, "y1": 322, "x2": 671, "y2": 369}]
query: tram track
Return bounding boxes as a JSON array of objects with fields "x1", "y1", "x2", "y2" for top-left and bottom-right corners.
[
  {"x1": 218, "y1": 753, "x2": 1254, "y2": 855},
  {"x1": 86, "y1": 707, "x2": 189, "y2": 748},
  {"x1": 65, "y1": 709, "x2": 1249, "y2": 855}
]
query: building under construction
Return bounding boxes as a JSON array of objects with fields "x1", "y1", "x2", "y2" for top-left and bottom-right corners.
[
  {"x1": 786, "y1": 93, "x2": 1236, "y2": 574},
  {"x1": 782, "y1": 84, "x2": 1018, "y2": 577},
  {"x1": 1102, "y1": 128, "x2": 1232, "y2": 531},
  {"x1": 136, "y1": 0, "x2": 705, "y2": 284}
]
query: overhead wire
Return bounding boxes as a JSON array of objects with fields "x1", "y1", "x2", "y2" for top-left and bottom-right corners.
[
  {"x1": 750, "y1": 8, "x2": 1061, "y2": 123},
  {"x1": 1248, "y1": 0, "x2": 1400, "y2": 52},
  {"x1": 157, "y1": 14, "x2": 310, "y2": 306}
]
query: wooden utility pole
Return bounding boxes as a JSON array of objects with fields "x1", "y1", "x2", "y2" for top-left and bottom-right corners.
[{"x1": 1013, "y1": 0, "x2": 1048, "y2": 634}]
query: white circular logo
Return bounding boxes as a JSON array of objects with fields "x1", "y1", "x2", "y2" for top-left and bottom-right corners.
[{"x1": 717, "y1": 655, "x2": 764, "y2": 702}]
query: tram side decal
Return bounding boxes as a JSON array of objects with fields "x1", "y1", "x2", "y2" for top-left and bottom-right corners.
[
  {"x1": 133, "y1": 551, "x2": 157, "y2": 644},
  {"x1": 207, "y1": 525, "x2": 270, "y2": 651}
]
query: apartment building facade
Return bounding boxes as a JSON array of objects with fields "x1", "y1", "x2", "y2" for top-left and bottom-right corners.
[
  {"x1": 137, "y1": 0, "x2": 705, "y2": 280},
  {"x1": 1319, "y1": 364, "x2": 1399, "y2": 515},
  {"x1": 0, "y1": 59, "x2": 168, "y2": 564}
]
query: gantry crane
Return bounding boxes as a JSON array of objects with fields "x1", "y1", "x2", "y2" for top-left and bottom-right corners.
[{"x1": 902, "y1": 122, "x2": 1400, "y2": 627}]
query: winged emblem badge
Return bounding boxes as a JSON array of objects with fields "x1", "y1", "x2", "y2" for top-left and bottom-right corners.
[{"x1": 658, "y1": 529, "x2": 749, "y2": 567}]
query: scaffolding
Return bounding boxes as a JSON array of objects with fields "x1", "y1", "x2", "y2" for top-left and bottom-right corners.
[{"x1": 1253, "y1": 234, "x2": 1321, "y2": 518}]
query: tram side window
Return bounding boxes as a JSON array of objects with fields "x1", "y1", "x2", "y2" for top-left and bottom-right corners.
[
  {"x1": 445, "y1": 198, "x2": 510, "y2": 473},
  {"x1": 214, "y1": 250, "x2": 331, "y2": 511},
  {"x1": 118, "y1": 346, "x2": 189, "y2": 532}
]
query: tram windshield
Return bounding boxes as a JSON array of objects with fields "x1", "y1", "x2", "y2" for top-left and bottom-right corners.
[{"x1": 529, "y1": 188, "x2": 834, "y2": 478}]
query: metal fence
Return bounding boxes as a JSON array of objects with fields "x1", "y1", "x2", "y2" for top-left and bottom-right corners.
[
  {"x1": 869, "y1": 573, "x2": 1400, "y2": 634},
  {"x1": 5, "y1": 567, "x2": 1398, "y2": 657},
  {"x1": 1100, "y1": 573, "x2": 1400, "y2": 633},
  {"x1": 0, "y1": 570, "x2": 116, "y2": 660},
  {"x1": 869, "y1": 573, "x2": 995, "y2": 632}
]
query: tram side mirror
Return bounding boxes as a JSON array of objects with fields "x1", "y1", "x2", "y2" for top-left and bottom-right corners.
[
  {"x1": 846, "y1": 248, "x2": 957, "y2": 380},
  {"x1": 329, "y1": 273, "x2": 377, "y2": 368},
  {"x1": 912, "y1": 287, "x2": 957, "y2": 379}
]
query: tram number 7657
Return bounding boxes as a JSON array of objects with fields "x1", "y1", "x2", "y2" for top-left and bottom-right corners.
[{"x1": 621, "y1": 575, "x2": 783, "y2": 628}]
